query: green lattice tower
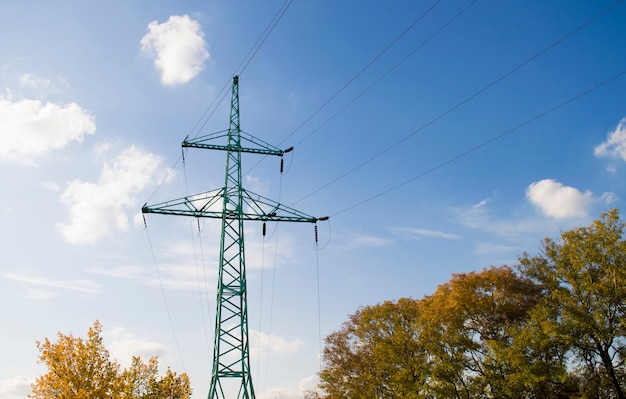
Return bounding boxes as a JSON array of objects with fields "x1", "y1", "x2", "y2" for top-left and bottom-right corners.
[{"x1": 143, "y1": 76, "x2": 320, "y2": 399}]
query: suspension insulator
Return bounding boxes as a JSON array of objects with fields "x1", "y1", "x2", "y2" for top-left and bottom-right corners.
[
  {"x1": 263, "y1": 222, "x2": 267, "y2": 236},
  {"x1": 280, "y1": 158, "x2": 284, "y2": 174},
  {"x1": 315, "y1": 225, "x2": 319, "y2": 243}
]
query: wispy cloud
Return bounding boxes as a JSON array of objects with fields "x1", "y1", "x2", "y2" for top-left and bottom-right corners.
[
  {"x1": 452, "y1": 199, "x2": 549, "y2": 240},
  {"x1": 525, "y1": 179, "x2": 615, "y2": 219},
  {"x1": 474, "y1": 242, "x2": 520, "y2": 255},
  {"x1": 0, "y1": 92, "x2": 95, "y2": 164},
  {"x1": 93, "y1": 262, "x2": 214, "y2": 291},
  {"x1": 388, "y1": 226, "x2": 461, "y2": 240},
  {"x1": 20, "y1": 72, "x2": 53, "y2": 90},
  {"x1": 140, "y1": 15, "x2": 210, "y2": 86},
  {"x1": 4, "y1": 272, "x2": 100, "y2": 298},
  {"x1": 56, "y1": 145, "x2": 168, "y2": 244},
  {"x1": 594, "y1": 117, "x2": 626, "y2": 169},
  {"x1": 338, "y1": 232, "x2": 392, "y2": 250}
]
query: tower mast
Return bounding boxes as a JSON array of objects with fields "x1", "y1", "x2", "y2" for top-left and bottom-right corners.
[{"x1": 143, "y1": 76, "x2": 321, "y2": 399}]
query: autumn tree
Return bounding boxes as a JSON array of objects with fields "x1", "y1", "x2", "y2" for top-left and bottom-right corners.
[
  {"x1": 519, "y1": 209, "x2": 626, "y2": 399},
  {"x1": 318, "y1": 297, "x2": 429, "y2": 398},
  {"x1": 316, "y1": 210, "x2": 626, "y2": 398},
  {"x1": 30, "y1": 321, "x2": 191, "y2": 399}
]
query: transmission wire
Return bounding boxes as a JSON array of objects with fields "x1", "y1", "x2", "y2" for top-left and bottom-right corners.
[
  {"x1": 236, "y1": 0, "x2": 294, "y2": 77},
  {"x1": 182, "y1": 155, "x2": 214, "y2": 355},
  {"x1": 143, "y1": 224, "x2": 187, "y2": 372},
  {"x1": 192, "y1": 0, "x2": 295, "y2": 139},
  {"x1": 315, "y1": 229, "x2": 323, "y2": 372},
  {"x1": 291, "y1": 0, "x2": 479, "y2": 148},
  {"x1": 261, "y1": 159, "x2": 287, "y2": 392},
  {"x1": 292, "y1": 0, "x2": 624, "y2": 206},
  {"x1": 277, "y1": 0, "x2": 441, "y2": 147},
  {"x1": 243, "y1": 0, "x2": 444, "y2": 178},
  {"x1": 331, "y1": 68, "x2": 626, "y2": 217}
]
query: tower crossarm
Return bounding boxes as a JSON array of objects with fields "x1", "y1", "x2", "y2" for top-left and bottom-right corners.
[
  {"x1": 183, "y1": 130, "x2": 290, "y2": 156},
  {"x1": 142, "y1": 188, "x2": 319, "y2": 223}
]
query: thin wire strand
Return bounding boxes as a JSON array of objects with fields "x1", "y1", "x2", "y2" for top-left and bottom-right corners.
[
  {"x1": 236, "y1": 0, "x2": 294, "y2": 77},
  {"x1": 291, "y1": 0, "x2": 479, "y2": 149},
  {"x1": 263, "y1": 221, "x2": 281, "y2": 393},
  {"x1": 197, "y1": 222, "x2": 214, "y2": 352},
  {"x1": 331, "y1": 68, "x2": 626, "y2": 217},
  {"x1": 244, "y1": 0, "x2": 444, "y2": 176},
  {"x1": 256, "y1": 226, "x2": 267, "y2": 378},
  {"x1": 292, "y1": 0, "x2": 624, "y2": 206},
  {"x1": 183, "y1": 147, "x2": 213, "y2": 352},
  {"x1": 278, "y1": 0, "x2": 442, "y2": 147},
  {"x1": 191, "y1": 0, "x2": 295, "y2": 140},
  {"x1": 144, "y1": 224, "x2": 187, "y2": 372},
  {"x1": 261, "y1": 158, "x2": 287, "y2": 391},
  {"x1": 315, "y1": 229, "x2": 323, "y2": 372}
]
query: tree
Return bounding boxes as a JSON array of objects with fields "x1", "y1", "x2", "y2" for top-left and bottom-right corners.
[
  {"x1": 316, "y1": 210, "x2": 626, "y2": 398},
  {"x1": 318, "y1": 298, "x2": 429, "y2": 399},
  {"x1": 419, "y1": 266, "x2": 548, "y2": 399},
  {"x1": 316, "y1": 267, "x2": 559, "y2": 399},
  {"x1": 29, "y1": 321, "x2": 191, "y2": 399},
  {"x1": 519, "y1": 209, "x2": 626, "y2": 399}
]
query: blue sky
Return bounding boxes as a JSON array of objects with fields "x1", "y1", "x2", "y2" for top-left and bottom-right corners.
[{"x1": 1, "y1": 1, "x2": 626, "y2": 398}]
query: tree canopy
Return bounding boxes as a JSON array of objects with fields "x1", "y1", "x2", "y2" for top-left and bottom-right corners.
[
  {"x1": 29, "y1": 321, "x2": 191, "y2": 399},
  {"x1": 313, "y1": 209, "x2": 626, "y2": 399}
]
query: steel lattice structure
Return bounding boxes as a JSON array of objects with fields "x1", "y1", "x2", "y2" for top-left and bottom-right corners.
[{"x1": 142, "y1": 76, "x2": 321, "y2": 399}]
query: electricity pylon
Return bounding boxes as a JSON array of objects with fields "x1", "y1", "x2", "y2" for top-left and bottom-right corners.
[{"x1": 142, "y1": 76, "x2": 322, "y2": 399}]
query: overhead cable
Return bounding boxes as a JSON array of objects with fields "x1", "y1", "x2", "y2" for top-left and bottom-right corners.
[
  {"x1": 279, "y1": 0, "x2": 442, "y2": 146},
  {"x1": 189, "y1": 0, "x2": 295, "y2": 140},
  {"x1": 292, "y1": 0, "x2": 624, "y2": 206},
  {"x1": 331, "y1": 68, "x2": 626, "y2": 217}
]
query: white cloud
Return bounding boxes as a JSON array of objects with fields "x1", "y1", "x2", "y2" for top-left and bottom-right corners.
[
  {"x1": 0, "y1": 94, "x2": 95, "y2": 164},
  {"x1": 56, "y1": 145, "x2": 167, "y2": 244},
  {"x1": 250, "y1": 330, "x2": 303, "y2": 358},
  {"x1": 0, "y1": 376, "x2": 32, "y2": 399},
  {"x1": 105, "y1": 326, "x2": 169, "y2": 368},
  {"x1": 140, "y1": 15, "x2": 209, "y2": 86},
  {"x1": 525, "y1": 179, "x2": 614, "y2": 219},
  {"x1": 594, "y1": 118, "x2": 626, "y2": 163},
  {"x1": 388, "y1": 226, "x2": 461, "y2": 240}
]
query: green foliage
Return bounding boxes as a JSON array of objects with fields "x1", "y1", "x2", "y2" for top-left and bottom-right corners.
[
  {"x1": 29, "y1": 321, "x2": 191, "y2": 399},
  {"x1": 319, "y1": 298, "x2": 427, "y2": 399},
  {"x1": 519, "y1": 209, "x2": 626, "y2": 399},
  {"x1": 316, "y1": 209, "x2": 626, "y2": 399}
]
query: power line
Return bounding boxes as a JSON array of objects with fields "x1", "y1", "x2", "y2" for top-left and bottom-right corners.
[
  {"x1": 278, "y1": 0, "x2": 443, "y2": 147},
  {"x1": 291, "y1": 0, "x2": 479, "y2": 148},
  {"x1": 331, "y1": 67, "x2": 626, "y2": 217},
  {"x1": 143, "y1": 224, "x2": 187, "y2": 372},
  {"x1": 192, "y1": 0, "x2": 295, "y2": 139},
  {"x1": 235, "y1": 0, "x2": 294, "y2": 77},
  {"x1": 292, "y1": 0, "x2": 624, "y2": 206},
  {"x1": 245, "y1": 0, "x2": 446, "y2": 176},
  {"x1": 145, "y1": 1, "x2": 295, "y2": 202}
]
